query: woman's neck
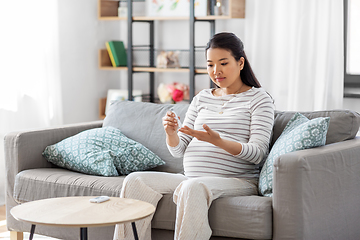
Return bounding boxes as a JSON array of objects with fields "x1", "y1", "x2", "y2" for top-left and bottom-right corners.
[{"x1": 219, "y1": 83, "x2": 251, "y2": 96}]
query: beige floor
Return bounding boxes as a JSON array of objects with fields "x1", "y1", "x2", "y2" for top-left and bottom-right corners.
[{"x1": 0, "y1": 205, "x2": 58, "y2": 239}]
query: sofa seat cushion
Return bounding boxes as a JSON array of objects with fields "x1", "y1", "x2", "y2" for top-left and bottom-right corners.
[
  {"x1": 153, "y1": 194, "x2": 272, "y2": 240},
  {"x1": 14, "y1": 168, "x2": 272, "y2": 239},
  {"x1": 13, "y1": 168, "x2": 125, "y2": 203}
]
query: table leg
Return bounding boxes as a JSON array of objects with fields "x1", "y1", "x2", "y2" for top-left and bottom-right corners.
[
  {"x1": 131, "y1": 222, "x2": 139, "y2": 240},
  {"x1": 29, "y1": 225, "x2": 36, "y2": 240},
  {"x1": 80, "y1": 227, "x2": 88, "y2": 240}
]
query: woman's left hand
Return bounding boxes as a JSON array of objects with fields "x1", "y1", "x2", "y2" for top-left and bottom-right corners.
[{"x1": 179, "y1": 124, "x2": 221, "y2": 145}]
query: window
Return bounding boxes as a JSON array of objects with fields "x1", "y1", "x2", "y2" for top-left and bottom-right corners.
[{"x1": 344, "y1": 0, "x2": 360, "y2": 89}]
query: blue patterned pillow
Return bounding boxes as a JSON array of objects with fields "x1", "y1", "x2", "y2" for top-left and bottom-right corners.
[
  {"x1": 258, "y1": 113, "x2": 330, "y2": 197},
  {"x1": 43, "y1": 127, "x2": 165, "y2": 176}
]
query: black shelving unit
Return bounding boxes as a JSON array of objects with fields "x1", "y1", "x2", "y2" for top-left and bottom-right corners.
[
  {"x1": 98, "y1": 0, "x2": 245, "y2": 103},
  {"x1": 97, "y1": 0, "x2": 245, "y2": 118},
  {"x1": 190, "y1": 0, "x2": 216, "y2": 95},
  {"x1": 125, "y1": 0, "x2": 214, "y2": 102},
  {"x1": 126, "y1": 0, "x2": 156, "y2": 102}
]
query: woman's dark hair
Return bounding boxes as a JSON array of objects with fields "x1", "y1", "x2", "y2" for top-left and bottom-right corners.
[{"x1": 206, "y1": 32, "x2": 261, "y2": 88}]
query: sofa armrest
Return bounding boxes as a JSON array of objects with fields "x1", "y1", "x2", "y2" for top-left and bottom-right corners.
[
  {"x1": 272, "y1": 137, "x2": 360, "y2": 240},
  {"x1": 4, "y1": 120, "x2": 103, "y2": 203}
]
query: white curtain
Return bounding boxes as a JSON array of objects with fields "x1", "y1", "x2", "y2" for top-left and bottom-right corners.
[
  {"x1": 245, "y1": 0, "x2": 344, "y2": 111},
  {"x1": 0, "y1": 0, "x2": 62, "y2": 205}
]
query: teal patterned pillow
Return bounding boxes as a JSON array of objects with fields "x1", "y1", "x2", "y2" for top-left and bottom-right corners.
[
  {"x1": 112, "y1": 131, "x2": 166, "y2": 175},
  {"x1": 259, "y1": 113, "x2": 330, "y2": 197},
  {"x1": 43, "y1": 127, "x2": 165, "y2": 176}
]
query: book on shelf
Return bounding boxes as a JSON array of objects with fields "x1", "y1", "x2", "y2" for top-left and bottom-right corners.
[{"x1": 105, "y1": 41, "x2": 127, "y2": 67}]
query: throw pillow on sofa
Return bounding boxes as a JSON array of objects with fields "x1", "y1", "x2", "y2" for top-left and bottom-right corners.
[
  {"x1": 259, "y1": 112, "x2": 330, "y2": 197},
  {"x1": 111, "y1": 130, "x2": 166, "y2": 175},
  {"x1": 42, "y1": 126, "x2": 165, "y2": 176}
]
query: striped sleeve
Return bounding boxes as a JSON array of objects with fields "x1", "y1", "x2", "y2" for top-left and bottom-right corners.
[{"x1": 236, "y1": 90, "x2": 274, "y2": 164}]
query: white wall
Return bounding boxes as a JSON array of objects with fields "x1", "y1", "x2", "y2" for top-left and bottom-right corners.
[{"x1": 58, "y1": 0, "x2": 122, "y2": 124}]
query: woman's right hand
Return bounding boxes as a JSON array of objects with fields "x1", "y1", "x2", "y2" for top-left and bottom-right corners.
[{"x1": 162, "y1": 111, "x2": 180, "y2": 136}]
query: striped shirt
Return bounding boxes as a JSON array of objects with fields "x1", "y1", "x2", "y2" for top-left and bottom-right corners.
[{"x1": 167, "y1": 87, "x2": 275, "y2": 179}]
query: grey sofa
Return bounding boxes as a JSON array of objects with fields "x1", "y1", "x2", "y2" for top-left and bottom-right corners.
[{"x1": 5, "y1": 101, "x2": 360, "y2": 240}]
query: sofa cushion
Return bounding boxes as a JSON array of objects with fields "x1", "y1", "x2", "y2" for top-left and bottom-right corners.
[
  {"x1": 42, "y1": 126, "x2": 165, "y2": 176},
  {"x1": 13, "y1": 168, "x2": 125, "y2": 203},
  {"x1": 259, "y1": 113, "x2": 330, "y2": 197},
  {"x1": 13, "y1": 168, "x2": 272, "y2": 239},
  {"x1": 152, "y1": 194, "x2": 272, "y2": 240},
  {"x1": 111, "y1": 132, "x2": 165, "y2": 175},
  {"x1": 272, "y1": 109, "x2": 360, "y2": 147},
  {"x1": 103, "y1": 101, "x2": 190, "y2": 173}
]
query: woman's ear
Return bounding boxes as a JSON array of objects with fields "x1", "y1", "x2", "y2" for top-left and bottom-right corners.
[{"x1": 239, "y1": 57, "x2": 245, "y2": 70}]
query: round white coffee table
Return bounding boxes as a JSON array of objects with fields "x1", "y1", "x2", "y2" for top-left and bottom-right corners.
[{"x1": 10, "y1": 196, "x2": 155, "y2": 240}]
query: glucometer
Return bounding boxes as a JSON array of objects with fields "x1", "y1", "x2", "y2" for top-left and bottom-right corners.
[
  {"x1": 170, "y1": 108, "x2": 182, "y2": 129},
  {"x1": 89, "y1": 196, "x2": 110, "y2": 203}
]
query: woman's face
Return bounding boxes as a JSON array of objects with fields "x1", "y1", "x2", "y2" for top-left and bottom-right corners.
[{"x1": 206, "y1": 47, "x2": 244, "y2": 89}]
